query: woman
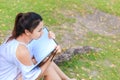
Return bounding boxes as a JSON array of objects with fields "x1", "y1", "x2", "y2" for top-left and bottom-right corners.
[{"x1": 0, "y1": 12, "x2": 76, "y2": 80}]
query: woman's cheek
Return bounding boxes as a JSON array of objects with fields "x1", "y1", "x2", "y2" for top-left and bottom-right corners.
[
  {"x1": 36, "y1": 33, "x2": 42, "y2": 39},
  {"x1": 39, "y1": 31, "x2": 43, "y2": 38}
]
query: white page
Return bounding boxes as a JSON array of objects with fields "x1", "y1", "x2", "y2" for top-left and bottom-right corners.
[{"x1": 28, "y1": 27, "x2": 57, "y2": 65}]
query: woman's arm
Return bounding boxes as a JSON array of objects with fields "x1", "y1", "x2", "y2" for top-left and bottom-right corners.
[
  {"x1": 16, "y1": 44, "x2": 42, "y2": 80},
  {"x1": 36, "y1": 31, "x2": 62, "y2": 79},
  {"x1": 36, "y1": 45, "x2": 61, "y2": 79},
  {"x1": 16, "y1": 44, "x2": 33, "y2": 66},
  {"x1": 36, "y1": 54, "x2": 54, "y2": 79},
  {"x1": 16, "y1": 44, "x2": 57, "y2": 79}
]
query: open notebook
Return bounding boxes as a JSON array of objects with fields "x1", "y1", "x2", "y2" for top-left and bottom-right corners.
[{"x1": 28, "y1": 27, "x2": 57, "y2": 66}]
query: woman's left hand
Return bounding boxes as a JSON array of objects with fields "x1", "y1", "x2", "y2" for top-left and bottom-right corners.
[
  {"x1": 48, "y1": 31, "x2": 55, "y2": 39},
  {"x1": 52, "y1": 45, "x2": 61, "y2": 55},
  {"x1": 48, "y1": 31, "x2": 61, "y2": 55}
]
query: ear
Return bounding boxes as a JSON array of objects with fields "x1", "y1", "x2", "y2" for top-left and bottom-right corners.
[{"x1": 25, "y1": 29, "x2": 31, "y2": 36}]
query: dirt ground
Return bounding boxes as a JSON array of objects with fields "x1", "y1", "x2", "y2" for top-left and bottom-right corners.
[{"x1": 57, "y1": 9, "x2": 120, "y2": 48}]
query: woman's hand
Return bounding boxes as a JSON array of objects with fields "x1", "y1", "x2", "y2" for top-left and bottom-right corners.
[
  {"x1": 52, "y1": 45, "x2": 61, "y2": 55},
  {"x1": 32, "y1": 56, "x2": 37, "y2": 64},
  {"x1": 48, "y1": 31, "x2": 55, "y2": 39},
  {"x1": 48, "y1": 31, "x2": 61, "y2": 56}
]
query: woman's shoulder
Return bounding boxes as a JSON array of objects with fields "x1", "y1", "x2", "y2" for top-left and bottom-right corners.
[
  {"x1": 15, "y1": 40, "x2": 29, "y2": 56},
  {"x1": 0, "y1": 39, "x2": 18, "y2": 48},
  {"x1": 16, "y1": 43, "x2": 28, "y2": 54}
]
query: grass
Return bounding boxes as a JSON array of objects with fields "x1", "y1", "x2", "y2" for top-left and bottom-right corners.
[
  {"x1": 58, "y1": 31, "x2": 120, "y2": 80},
  {"x1": 84, "y1": 0, "x2": 120, "y2": 16},
  {"x1": 0, "y1": 0, "x2": 120, "y2": 80}
]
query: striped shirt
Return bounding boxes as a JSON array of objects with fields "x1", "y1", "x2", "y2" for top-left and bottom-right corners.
[{"x1": 0, "y1": 39, "x2": 41, "y2": 80}]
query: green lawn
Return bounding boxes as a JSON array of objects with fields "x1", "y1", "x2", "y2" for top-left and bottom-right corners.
[
  {"x1": 59, "y1": 32, "x2": 120, "y2": 80},
  {"x1": 0, "y1": 0, "x2": 120, "y2": 80}
]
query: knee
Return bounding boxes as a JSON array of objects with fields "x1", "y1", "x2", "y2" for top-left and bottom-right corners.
[{"x1": 44, "y1": 62, "x2": 54, "y2": 75}]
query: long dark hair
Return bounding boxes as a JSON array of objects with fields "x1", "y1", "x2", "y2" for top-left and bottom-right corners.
[{"x1": 7, "y1": 12, "x2": 43, "y2": 42}]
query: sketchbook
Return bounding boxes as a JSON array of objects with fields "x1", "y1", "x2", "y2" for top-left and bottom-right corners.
[{"x1": 28, "y1": 27, "x2": 57, "y2": 66}]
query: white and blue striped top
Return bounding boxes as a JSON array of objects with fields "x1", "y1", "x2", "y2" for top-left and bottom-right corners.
[{"x1": 0, "y1": 39, "x2": 41, "y2": 80}]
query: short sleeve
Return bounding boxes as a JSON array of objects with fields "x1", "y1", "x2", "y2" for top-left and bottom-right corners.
[{"x1": 20, "y1": 64, "x2": 41, "y2": 80}]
